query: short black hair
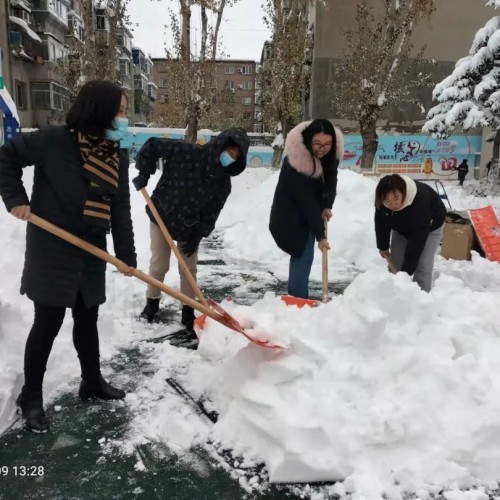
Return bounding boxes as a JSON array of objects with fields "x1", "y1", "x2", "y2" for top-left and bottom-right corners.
[
  {"x1": 66, "y1": 80, "x2": 126, "y2": 138},
  {"x1": 375, "y1": 174, "x2": 407, "y2": 208}
]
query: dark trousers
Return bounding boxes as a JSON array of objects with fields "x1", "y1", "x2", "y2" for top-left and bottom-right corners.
[
  {"x1": 23, "y1": 293, "x2": 101, "y2": 394},
  {"x1": 288, "y1": 233, "x2": 315, "y2": 299}
]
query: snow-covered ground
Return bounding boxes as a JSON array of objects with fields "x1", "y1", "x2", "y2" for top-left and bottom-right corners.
[{"x1": 2, "y1": 167, "x2": 500, "y2": 500}]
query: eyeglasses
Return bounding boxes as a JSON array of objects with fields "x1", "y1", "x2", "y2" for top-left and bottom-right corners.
[{"x1": 312, "y1": 142, "x2": 332, "y2": 150}]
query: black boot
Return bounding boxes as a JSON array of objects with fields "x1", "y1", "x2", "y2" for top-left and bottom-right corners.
[
  {"x1": 79, "y1": 374, "x2": 126, "y2": 401},
  {"x1": 16, "y1": 390, "x2": 49, "y2": 433},
  {"x1": 181, "y1": 305, "x2": 195, "y2": 331},
  {"x1": 140, "y1": 298, "x2": 160, "y2": 323}
]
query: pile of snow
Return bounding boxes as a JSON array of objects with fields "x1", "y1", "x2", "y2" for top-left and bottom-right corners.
[{"x1": 3, "y1": 165, "x2": 500, "y2": 500}]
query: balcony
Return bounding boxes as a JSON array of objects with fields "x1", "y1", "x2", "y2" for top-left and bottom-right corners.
[
  {"x1": 10, "y1": 0, "x2": 32, "y2": 12},
  {"x1": 147, "y1": 82, "x2": 158, "y2": 101}
]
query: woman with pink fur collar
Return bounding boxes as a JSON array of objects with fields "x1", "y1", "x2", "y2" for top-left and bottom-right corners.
[{"x1": 269, "y1": 119, "x2": 344, "y2": 299}]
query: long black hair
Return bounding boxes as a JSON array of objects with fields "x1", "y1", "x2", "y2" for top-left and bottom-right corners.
[
  {"x1": 66, "y1": 80, "x2": 126, "y2": 138},
  {"x1": 301, "y1": 119, "x2": 338, "y2": 179}
]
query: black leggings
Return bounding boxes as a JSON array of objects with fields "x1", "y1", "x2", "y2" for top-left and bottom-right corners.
[{"x1": 23, "y1": 293, "x2": 101, "y2": 393}]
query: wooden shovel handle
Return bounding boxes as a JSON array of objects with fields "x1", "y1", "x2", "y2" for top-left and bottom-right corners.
[
  {"x1": 141, "y1": 188, "x2": 209, "y2": 308},
  {"x1": 27, "y1": 214, "x2": 224, "y2": 324},
  {"x1": 322, "y1": 218, "x2": 328, "y2": 303},
  {"x1": 385, "y1": 254, "x2": 398, "y2": 274}
]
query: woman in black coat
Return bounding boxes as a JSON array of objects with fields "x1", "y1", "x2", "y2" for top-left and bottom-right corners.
[
  {"x1": 269, "y1": 119, "x2": 344, "y2": 299},
  {"x1": 375, "y1": 174, "x2": 446, "y2": 292},
  {"x1": 0, "y1": 80, "x2": 137, "y2": 433}
]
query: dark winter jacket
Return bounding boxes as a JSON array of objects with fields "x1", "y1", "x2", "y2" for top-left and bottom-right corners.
[
  {"x1": 269, "y1": 121, "x2": 344, "y2": 258},
  {"x1": 135, "y1": 128, "x2": 250, "y2": 242},
  {"x1": 0, "y1": 127, "x2": 137, "y2": 308},
  {"x1": 375, "y1": 179, "x2": 446, "y2": 275},
  {"x1": 457, "y1": 160, "x2": 469, "y2": 180}
]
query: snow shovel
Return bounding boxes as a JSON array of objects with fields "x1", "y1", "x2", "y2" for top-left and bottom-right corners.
[
  {"x1": 27, "y1": 214, "x2": 283, "y2": 349},
  {"x1": 321, "y1": 218, "x2": 329, "y2": 303},
  {"x1": 140, "y1": 188, "x2": 208, "y2": 308},
  {"x1": 280, "y1": 218, "x2": 330, "y2": 308}
]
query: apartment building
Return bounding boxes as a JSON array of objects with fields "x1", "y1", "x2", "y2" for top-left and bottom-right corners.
[
  {"x1": 0, "y1": 0, "x2": 155, "y2": 130},
  {"x1": 151, "y1": 58, "x2": 260, "y2": 132},
  {"x1": 131, "y1": 46, "x2": 156, "y2": 125},
  {"x1": 2, "y1": 0, "x2": 73, "y2": 128}
]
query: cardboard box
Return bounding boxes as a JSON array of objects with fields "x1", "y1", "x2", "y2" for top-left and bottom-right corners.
[{"x1": 441, "y1": 221, "x2": 474, "y2": 260}]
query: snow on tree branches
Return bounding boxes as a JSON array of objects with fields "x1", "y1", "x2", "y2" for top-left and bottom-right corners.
[{"x1": 423, "y1": 1, "x2": 500, "y2": 136}]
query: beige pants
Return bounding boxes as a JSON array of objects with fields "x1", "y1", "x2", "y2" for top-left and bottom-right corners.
[{"x1": 146, "y1": 222, "x2": 198, "y2": 299}]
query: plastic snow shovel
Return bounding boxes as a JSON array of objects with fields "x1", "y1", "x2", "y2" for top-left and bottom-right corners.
[
  {"x1": 140, "y1": 187, "x2": 208, "y2": 308},
  {"x1": 27, "y1": 214, "x2": 283, "y2": 349}
]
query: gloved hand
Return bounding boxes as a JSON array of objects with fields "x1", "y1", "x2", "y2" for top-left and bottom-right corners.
[
  {"x1": 180, "y1": 236, "x2": 202, "y2": 257},
  {"x1": 132, "y1": 174, "x2": 149, "y2": 191}
]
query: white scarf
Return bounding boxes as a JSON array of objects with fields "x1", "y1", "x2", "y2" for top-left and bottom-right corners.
[{"x1": 396, "y1": 175, "x2": 418, "y2": 211}]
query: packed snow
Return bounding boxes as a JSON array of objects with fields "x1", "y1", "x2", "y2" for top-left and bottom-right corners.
[{"x1": 1, "y1": 165, "x2": 500, "y2": 499}]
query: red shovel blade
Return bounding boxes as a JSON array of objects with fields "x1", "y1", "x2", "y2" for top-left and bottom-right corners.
[
  {"x1": 207, "y1": 299, "x2": 285, "y2": 349},
  {"x1": 280, "y1": 295, "x2": 318, "y2": 308}
]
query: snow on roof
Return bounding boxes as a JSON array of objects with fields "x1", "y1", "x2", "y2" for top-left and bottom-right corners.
[{"x1": 9, "y1": 16, "x2": 42, "y2": 43}]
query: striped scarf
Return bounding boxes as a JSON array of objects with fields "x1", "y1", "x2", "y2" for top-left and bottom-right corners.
[{"x1": 78, "y1": 132, "x2": 119, "y2": 230}]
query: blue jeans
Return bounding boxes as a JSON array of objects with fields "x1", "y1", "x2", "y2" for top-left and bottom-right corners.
[{"x1": 288, "y1": 233, "x2": 315, "y2": 299}]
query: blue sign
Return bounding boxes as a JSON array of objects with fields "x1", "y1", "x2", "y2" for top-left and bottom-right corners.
[
  {"x1": 121, "y1": 127, "x2": 275, "y2": 168},
  {"x1": 341, "y1": 134, "x2": 482, "y2": 179}
]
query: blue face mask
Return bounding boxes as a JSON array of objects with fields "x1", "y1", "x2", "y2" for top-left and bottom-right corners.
[
  {"x1": 105, "y1": 117, "x2": 129, "y2": 141},
  {"x1": 219, "y1": 151, "x2": 235, "y2": 167}
]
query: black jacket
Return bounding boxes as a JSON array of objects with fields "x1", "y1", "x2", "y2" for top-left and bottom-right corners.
[
  {"x1": 375, "y1": 181, "x2": 446, "y2": 275},
  {"x1": 457, "y1": 161, "x2": 469, "y2": 179},
  {"x1": 0, "y1": 127, "x2": 136, "y2": 308},
  {"x1": 269, "y1": 156, "x2": 338, "y2": 258},
  {"x1": 269, "y1": 121, "x2": 343, "y2": 258},
  {"x1": 135, "y1": 128, "x2": 249, "y2": 242}
]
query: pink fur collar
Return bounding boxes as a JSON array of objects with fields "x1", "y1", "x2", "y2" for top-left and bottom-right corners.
[{"x1": 284, "y1": 121, "x2": 344, "y2": 178}]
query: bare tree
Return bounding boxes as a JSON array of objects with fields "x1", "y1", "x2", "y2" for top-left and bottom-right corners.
[
  {"x1": 259, "y1": 0, "x2": 312, "y2": 140},
  {"x1": 154, "y1": 0, "x2": 240, "y2": 142},
  {"x1": 331, "y1": 0, "x2": 435, "y2": 169}
]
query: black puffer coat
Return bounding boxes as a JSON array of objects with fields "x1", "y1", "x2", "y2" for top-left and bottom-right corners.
[
  {"x1": 269, "y1": 121, "x2": 344, "y2": 258},
  {"x1": 0, "y1": 127, "x2": 137, "y2": 308},
  {"x1": 135, "y1": 128, "x2": 250, "y2": 241}
]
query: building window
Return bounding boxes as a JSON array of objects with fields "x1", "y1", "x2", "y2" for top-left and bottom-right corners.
[
  {"x1": 48, "y1": 0, "x2": 68, "y2": 25},
  {"x1": 242, "y1": 81, "x2": 252, "y2": 91},
  {"x1": 31, "y1": 82, "x2": 51, "y2": 109},
  {"x1": 243, "y1": 111, "x2": 251, "y2": 120},
  {"x1": 224, "y1": 80, "x2": 234, "y2": 90},
  {"x1": 31, "y1": 81, "x2": 69, "y2": 111},
  {"x1": 96, "y1": 10, "x2": 108, "y2": 31},
  {"x1": 134, "y1": 74, "x2": 144, "y2": 90},
  {"x1": 158, "y1": 79, "x2": 168, "y2": 88},
  {"x1": 242, "y1": 97, "x2": 252, "y2": 106},
  {"x1": 224, "y1": 65, "x2": 235, "y2": 74},
  {"x1": 15, "y1": 81, "x2": 27, "y2": 110},
  {"x1": 48, "y1": 39, "x2": 66, "y2": 63},
  {"x1": 240, "y1": 65, "x2": 252, "y2": 75},
  {"x1": 119, "y1": 59, "x2": 129, "y2": 76}
]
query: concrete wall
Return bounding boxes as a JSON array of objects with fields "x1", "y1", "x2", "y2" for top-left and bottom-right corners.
[{"x1": 310, "y1": 0, "x2": 494, "y2": 122}]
